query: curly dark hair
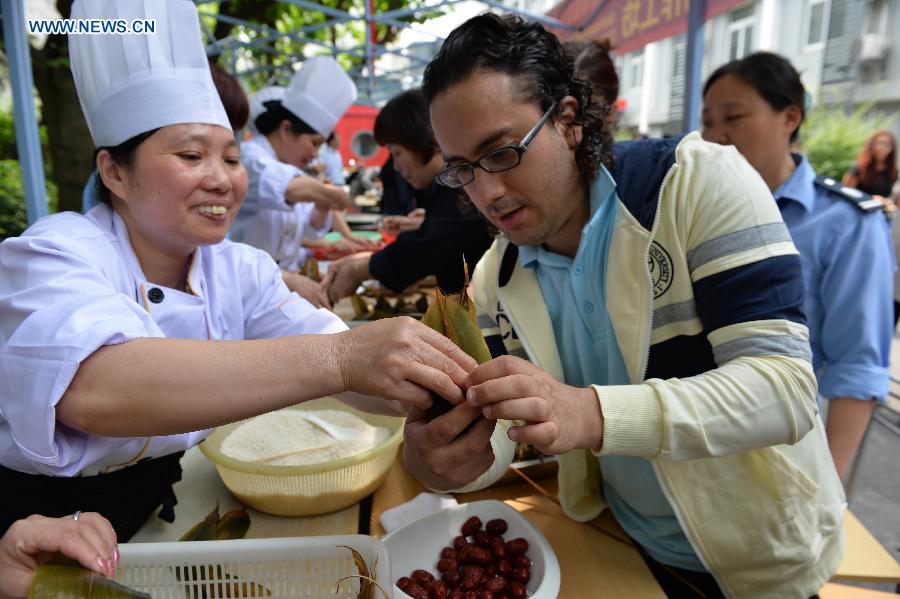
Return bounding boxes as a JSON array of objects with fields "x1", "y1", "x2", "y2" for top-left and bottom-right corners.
[{"x1": 421, "y1": 13, "x2": 611, "y2": 185}]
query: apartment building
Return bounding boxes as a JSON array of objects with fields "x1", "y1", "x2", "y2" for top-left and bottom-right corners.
[{"x1": 591, "y1": 0, "x2": 900, "y2": 137}]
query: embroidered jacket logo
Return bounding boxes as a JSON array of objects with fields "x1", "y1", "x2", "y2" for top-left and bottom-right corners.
[{"x1": 648, "y1": 241, "x2": 673, "y2": 298}]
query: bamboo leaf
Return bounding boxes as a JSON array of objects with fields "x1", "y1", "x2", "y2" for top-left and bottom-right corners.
[
  {"x1": 178, "y1": 503, "x2": 219, "y2": 542},
  {"x1": 29, "y1": 562, "x2": 150, "y2": 598},
  {"x1": 214, "y1": 507, "x2": 250, "y2": 541}
]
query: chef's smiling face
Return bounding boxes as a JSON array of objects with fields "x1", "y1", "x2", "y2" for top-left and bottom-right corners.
[{"x1": 98, "y1": 123, "x2": 248, "y2": 258}]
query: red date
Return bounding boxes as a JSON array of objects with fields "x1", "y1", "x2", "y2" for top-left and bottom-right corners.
[
  {"x1": 485, "y1": 519, "x2": 508, "y2": 536},
  {"x1": 497, "y1": 559, "x2": 513, "y2": 576},
  {"x1": 467, "y1": 546, "x2": 494, "y2": 566},
  {"x1": 449, "y1": 590, "x2": 463, "y2": 599},
  {"x1": 441, "y1": 546, "x2": 458, "y2": 559},
  {"x1": 433, "y1": 581, "x2": 449, "y2": 599},
  {"x1": 473, "y1": 530, "x2": 491, "y2": 547},
  {"x1": 490, "y1": 536, "x2": 506, "y2": 559},
  {"x1": 399, "y1": 580, "x2": 429, "y2": 599},
  {"x1": 438, "y1": 558, "x2": 459, "y2": 573},
  {"x1": 512, "y1": 555, "x2": 531, "y2": 569},
  {"x1": 508, "y1": 581, "x2": 527, "y2": 599},
  {"x1": 461, "y1": 516, "x2": 483, "y2": 536},
  {"x1": 411, "y1": 569, "x2": 435, "y2": 585},
  {"x1": 463, "y1": 592, "x2": 479, "y2": 599},
  {"x1": 453, "y1": 535, "x2": 468, "y2": 548},
  {"x1": 512, "y1": 567, "x2": 531, "y2": 584},
  {"x1": 442, "y1": 570, "x2": 462, "y2": 588},
  {"x1": 505, "y1": 538, "x2": 529, "y2": 555},
  {"x1": 484, "y1": 576, "x2": 507, "y2": 592},
  {"x1": 479, "y1": 592, "x2": 495, "y2": 599},
  {"x1": 462, "y1": 566, "x2": 484, "y2": 589}
]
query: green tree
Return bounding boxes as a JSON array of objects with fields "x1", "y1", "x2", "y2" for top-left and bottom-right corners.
[
  {"x1": 801, "y1": 102, "x2": 897, "y2": 180},
  {"x1": 4, "y1": 1, "x2": 438, "y2": 219}
]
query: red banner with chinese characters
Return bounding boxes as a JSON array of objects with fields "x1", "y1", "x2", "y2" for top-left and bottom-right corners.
[{"x1": 547, "y1": 0, "x2": 749, "y2": 53}]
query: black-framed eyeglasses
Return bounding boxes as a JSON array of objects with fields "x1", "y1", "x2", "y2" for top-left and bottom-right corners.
[{"x1": 435, "y1": 100, "x2": 559, "y2": 189}]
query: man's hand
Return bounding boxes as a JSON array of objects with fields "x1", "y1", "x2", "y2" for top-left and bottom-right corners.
[
  {"x1": 0, "y1": 513, "x2": 118, "y2": 599},
  {"x1": 334, "y1": 317, "x2": 477, "y2": 410},
  {"x1": 322, "y1": 254, "x2": 372, "y2": 302},
  {"x1": 281, "y1": 270, "x2": 330, "y2": 309},
  {"x1": 403, "y1": 403, "x2": 497, "y2": 491},
  {"x1": 465, "y1": 355, "x2": 603, "y2": 454}
]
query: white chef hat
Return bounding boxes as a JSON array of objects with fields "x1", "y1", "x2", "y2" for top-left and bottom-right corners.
[
  {"x1": 247, "y1": 85, "x2": 285, "y2": 135},
  {"x1": 282, "y1": 56, "x2": 357, "y2": 137},
  {"x1": 69, "y1": 0, "x2": 231, "y2": 148}
]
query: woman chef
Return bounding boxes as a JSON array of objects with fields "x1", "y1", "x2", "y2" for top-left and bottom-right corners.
[
  {"x1": 0, "y1": 0, "x2": 474, "y2": 541},
  {"x1": 232, "y1": 58, "x2": 357, "y2": 271}
]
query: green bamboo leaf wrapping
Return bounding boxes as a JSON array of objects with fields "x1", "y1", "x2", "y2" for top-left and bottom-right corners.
[{"x1": 29, "y1": 563, "x2": 150, "y2": 598}]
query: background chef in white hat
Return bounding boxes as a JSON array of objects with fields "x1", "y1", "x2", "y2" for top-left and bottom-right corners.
[
  {"x1": 0, "y1": 0, "x2": 475, "y2": 541},
  {"x1": 232, "y1": 57, "x2": 371, "y2": 271}
]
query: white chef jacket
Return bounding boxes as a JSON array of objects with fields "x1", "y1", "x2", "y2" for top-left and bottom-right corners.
[
  {"x1": 0, "y1": 203, "x2": 347, "y2": 477},
  {"x1": 231, "y1": 136, "x2": 332, "y2": 271}
]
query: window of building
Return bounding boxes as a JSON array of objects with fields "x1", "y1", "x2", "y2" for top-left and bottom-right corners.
[
  {"x1": 805, "y1": 0, "x2": 828, "y2": 48},
  {"x1": 629, "y1": 52, "x2": 644, "y2": 90},
  {"x1": 728, "y1": 4, "x2": 756, "y2": 60},
  {"x1": 865, "y1": 0, "x2": 889, "y2": 35}
]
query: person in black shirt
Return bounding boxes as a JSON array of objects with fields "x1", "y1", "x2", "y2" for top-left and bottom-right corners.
[
  {"x1": 325, "y1": 89, "x2": 493, "y2": 298},
  {"x1": 842, "y1": 130, "x2": 897, "y2": 200}
]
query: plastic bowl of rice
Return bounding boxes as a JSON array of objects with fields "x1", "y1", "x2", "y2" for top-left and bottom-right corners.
[{"x1": 199, "y1": 397, "x2": 404, "y2": 516}]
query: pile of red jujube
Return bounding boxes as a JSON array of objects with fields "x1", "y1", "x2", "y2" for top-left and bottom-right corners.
[{"x1": 396, "y1": 516, "x2": 533, "y2": 599}]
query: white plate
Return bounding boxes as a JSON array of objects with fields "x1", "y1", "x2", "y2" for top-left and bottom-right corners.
[{"x1": 382, "y1": 499, "x2": 561, "y2": 598}]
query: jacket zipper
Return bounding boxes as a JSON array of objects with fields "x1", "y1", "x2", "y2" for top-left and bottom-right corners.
[
  {"x1": 642, "y1": 164, "x2": 720, "y2": 587},
  {"x1": 638, "y1": 164, "x2": 677, "y2": 381}
]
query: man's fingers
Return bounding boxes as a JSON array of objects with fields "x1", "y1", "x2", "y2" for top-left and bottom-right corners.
[
  {"x1": 424, "y1": 402, "x2": 486, "y2": 444},
  {"x1": 481, "y1": 396, "x2": 549, "y2": 422},
  {"x1": 464, "y1": 355, "x2": 532, "y2": 388},
  {"x1": 466, "y1": 374, "x2": 538, "y2": 407},
  {"x1": 509, "y1": 421, "x2": 559, "y2": 451}
]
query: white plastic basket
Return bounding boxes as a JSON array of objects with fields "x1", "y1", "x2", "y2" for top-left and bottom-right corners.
[{"x1": 115, "y1": 535, "x2": 392, "y2": 598}]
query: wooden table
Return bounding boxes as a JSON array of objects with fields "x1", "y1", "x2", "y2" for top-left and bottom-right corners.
[
  {"x1": 132, "y1": 446, "x2": 900, "y2": 596},
  {"x1": 370, "y1": 459, "x2": 666, "y2": 598},
  {"x1": 834, "y1": 510, "x2": 900, "y2": 584}
]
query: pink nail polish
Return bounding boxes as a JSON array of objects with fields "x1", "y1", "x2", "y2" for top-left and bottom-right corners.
[
  {"x1": 96, "y1": 557, "x2": 107, "y2": 574},
  {"x1": 114, "y1": 547, "x2": 120, "y2": 563}
]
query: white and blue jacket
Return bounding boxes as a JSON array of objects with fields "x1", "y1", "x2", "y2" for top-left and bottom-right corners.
[{"x1": 464, "y1": 133, "x2": 845, "y2": 598}]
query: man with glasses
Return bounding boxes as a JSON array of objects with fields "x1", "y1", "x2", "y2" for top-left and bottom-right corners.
[{"x1": 402, "y1": 13, "x2": 844, "y2": 599}]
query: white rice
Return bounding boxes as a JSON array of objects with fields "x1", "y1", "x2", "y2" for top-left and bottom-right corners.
[{"x1": 220, "y1": 408, "x2": 391, "y2": 466}]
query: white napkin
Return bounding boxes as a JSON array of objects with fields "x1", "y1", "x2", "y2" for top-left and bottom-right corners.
[{"x1": 379, "y1": 492, "x2": 458, "y2": 534}]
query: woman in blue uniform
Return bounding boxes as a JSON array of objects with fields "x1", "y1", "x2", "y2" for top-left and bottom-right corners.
[{"x1": 702, "y1": 52, "x2": 893, "y2": 479}]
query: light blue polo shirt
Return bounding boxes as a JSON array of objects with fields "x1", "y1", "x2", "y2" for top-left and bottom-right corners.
[
  {"x1": 520, "y1": 166, "x2": 705, "y2": 572},
  {"x1": 774, "y1": 154, "x2": 892, "y2": 404}
]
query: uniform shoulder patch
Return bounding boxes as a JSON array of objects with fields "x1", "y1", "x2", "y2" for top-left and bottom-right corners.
[{"x1": 814, "y1": 175, "x2": 883, "y2": 213}]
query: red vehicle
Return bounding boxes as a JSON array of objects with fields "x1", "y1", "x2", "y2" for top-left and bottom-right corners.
[{"x1": 333, "y1": 104, "x2": 388, "y2": 168}]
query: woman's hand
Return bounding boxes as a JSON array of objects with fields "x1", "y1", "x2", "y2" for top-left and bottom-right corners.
[
  {"x1": 464, "y1": 356, "x2": 604, "y2": 454},
  {"x1": 383, "y1": 208, "x2": 425, "y2": 236},
  {"x1": 322, "y1": 254, "x2": 372, "y2": 303},
  {"x1": 0, "y1": 513, "x2": 118, "y2": 599},
  {"x1": 281, "y1": 270, "x2": 330, "y2": 309},
  {"x1": 335, "y1": 317, "x2": 477, "y2": 410}
]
